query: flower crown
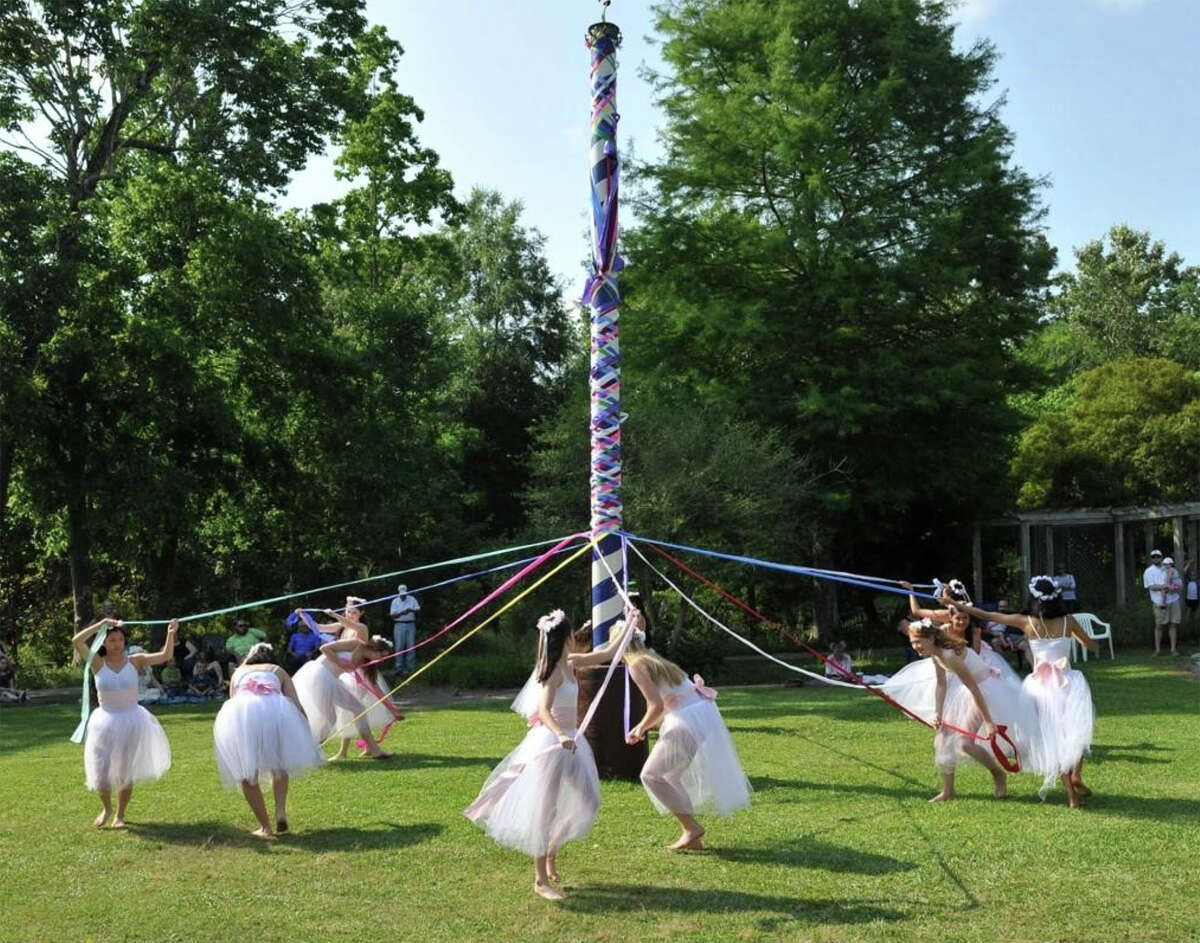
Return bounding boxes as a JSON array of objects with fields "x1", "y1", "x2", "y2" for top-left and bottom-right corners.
[
  {"x1": 537, "y1": 609, "x2": 566, "y2": 634},
  {"x1": 946, "y1": 579, "x2": 972, "y2": 604},
  {"x1": 1028, "y1": 576, "x2": 1061, "y2": 602}
]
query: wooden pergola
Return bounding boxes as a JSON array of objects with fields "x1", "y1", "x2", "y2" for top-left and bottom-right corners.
[{"x1": 974, "y1": 502, "x2": 1200, "y2": 605}]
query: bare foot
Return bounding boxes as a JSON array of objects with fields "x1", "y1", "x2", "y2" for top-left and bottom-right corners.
[
  {"x1": 93, "y1": 811, "x2": 110, "y2": 828},
  {"x1": 534, "y1": 881, "x2": 565, "y2": 901},
  {"x1": 1073, "y1": 783, "x2": 1093, "y2": 800},
  {"x1": 993, "y1": 776, "x2": 1008, "y2": 799},
  {"x1": 251, "y1": 826, "x2": 273, "y2": 839},
  {"x1": 546, "y1": 855, "x2": 561, "y2": 883},
  {"x1": 110, "y1": 818, "x2": 126, "y2": 829},
  {"x1": 928, "y1": 791, "x2": 954, "y2": 803},
  {"x1": 276, "y1": 819, "x2": 289, "y2": 834},
  {"x1": 668, "y1": 829, "x2": 705, "y2": 851}
]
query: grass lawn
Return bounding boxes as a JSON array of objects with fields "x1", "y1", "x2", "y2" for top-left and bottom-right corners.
[{"x1": 0, "y1": 654, "x2": 1197, "y2": 943}]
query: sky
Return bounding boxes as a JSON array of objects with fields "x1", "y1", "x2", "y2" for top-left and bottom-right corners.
[{"x1": 285, "y1": 0, "x2": 1200, "y2": 298}]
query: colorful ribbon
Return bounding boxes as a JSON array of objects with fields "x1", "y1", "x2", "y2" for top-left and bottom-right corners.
[{"x1": 69, "y1": 627, "x2": 109, "y2": 744}]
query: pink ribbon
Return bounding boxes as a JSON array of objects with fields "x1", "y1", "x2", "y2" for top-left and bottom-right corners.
[
  {"x1": 693, "y1": 674, "x2": 717, "y2": 701},
  {"x1": 238, "y1": 677, "x2": 277, "y2": 696},
  {"x1": 1033, "y1": 656, "x2": 1069, "y2": 688}
]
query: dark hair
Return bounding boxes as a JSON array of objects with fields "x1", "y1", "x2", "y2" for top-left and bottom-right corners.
[
  {"x1": 534, "y1": 612, "x2": 575, "y2": 683},
  {"x1": 97, "y1": 623, "x2": 126, "y2": 658},
  {"x1": 908, "y1": 619, "x2": 966, "y2": 655},
  {"x1": 1032, "y1": 596, "x2": 1069, "y2": 620},
  {"x1": 242, "y1": 642, "x2": 275, "y2": 666}
]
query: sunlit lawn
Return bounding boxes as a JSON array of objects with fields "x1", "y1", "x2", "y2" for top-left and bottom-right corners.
[{"x1": 0, "y1": 655, "x2": 1196, "y2": 942}]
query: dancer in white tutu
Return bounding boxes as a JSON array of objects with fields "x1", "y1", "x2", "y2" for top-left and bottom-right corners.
[
  {"x1": 305, "y1": 597, "x2": 369, "y2": 643},
  {"x1": 71, "y1": 616, "x2": 176, "y2": 828},
  {"x1": 214, "y1": 642, "x2": 323, "y2": 837},
  {"x1": 570, "y1": 609, "x2": 751, "y2": 851},
  {"x1": 950, "y1": 577, "x2": 1097, "y2": 807},
  {"x1": 290, "y1": 631, "x2": 392, "y2": 759},
  {"x1": 334, "y1": 637, "x2": 404, "y2": 758},
  {"x1": 883, "y1": 619, "x2": 1038, "y2": 802},
  {"x1": 464, "y1": 610, "x2": 599, "y2": 901}
]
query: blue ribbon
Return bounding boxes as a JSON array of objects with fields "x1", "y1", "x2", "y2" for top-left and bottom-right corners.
[{"x1": 69, "y1": 628, "x2": 108, "y2": 744}]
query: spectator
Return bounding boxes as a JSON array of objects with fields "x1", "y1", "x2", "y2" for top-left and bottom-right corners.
[
  {"x1": 825, "y1": 641, "x2": 852, "y2": 678},
  {"x1": 286, "y1": 619, "x2": 323, "y2": 675},
  {"x1": 224, "y1": 618, "x2": 268, "y2": 674},
  {"x1": 126, "y1": 645, "x2": 165, "y2": 704},
  {"x1": 1143, "y1": 550, "x2": 1181, "y2": 656},
  {"x1": 160, "y1": 661, "x2": 185, "y2": 698},
  {"x1": 1185, "y1": 558, "x2": 1198, "y2": 630},
  {"x1": 389, "y1": 585, "x2": 421, "y2": 675},
  {"x1": 983, "y1": 599, "x2": 1030, "y2": 670},
  {"x1": 0, "y1": 652, "x2": 28, "y2": 703},
  {"x1": 1053, "y1": 563, "x2": 1078, "y2": 613},
  {"x1": 189, "y1": 651, "x2": 225, "y2": 699}
]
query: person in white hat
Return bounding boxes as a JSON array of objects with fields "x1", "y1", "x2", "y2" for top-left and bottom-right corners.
[
  {"x1": 389, "y1": 585, "x2": 421, "y2": 674},
  {"x1": 1143, "y1": 550, "x2": 1181, "y2": 655}
]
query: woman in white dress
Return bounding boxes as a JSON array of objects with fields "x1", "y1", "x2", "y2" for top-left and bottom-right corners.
[
  {"x1": 214, "y1": 642, "x2": 323, "y2": 838},
  {"x1": 71, "y1": 616, "x2": 177, "y2": 828},
  {"x1": 883, "y1": 618, "x2": 1039, "y2": 802},
  {"x1": 290, "y1": 633, "x2": 392, "y2": 759},
  {"x1": 464, "y1": 610, "x2": 599, "y2": 901},
  {"x1": 334, "y1": 636, "x2": 404, "y2": 756},
  {"x1": 951, "y1": 577, "x2": 1098, "y2": 807},
  {"x1": 570, "y1": 609, "x2": 751, "y2": 851}
]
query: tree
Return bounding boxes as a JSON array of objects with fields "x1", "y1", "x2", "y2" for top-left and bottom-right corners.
[
  {"x1": 0, "y1": 2, "x2": 441, "y2": 624},
  {"x1": 1011, "y1": 358, "x2": 1200, "y2": 508},
  {"x1": 621, "y1": 0, "x2": 1054, "y2": 631},
  {"x1": 1041, "y1": 225, "x2": 1200, "y2": 376}
]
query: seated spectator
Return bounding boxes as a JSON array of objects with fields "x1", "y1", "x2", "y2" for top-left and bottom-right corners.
[
  {"x1": 188, "y1": 651, "x2": 226, "y2": 699},
  {"x1": 983, "y1": 599, "x2": 1031, "y2": 670},
  {"x1": 286, "y1": 619, "x2": 323, "y2": 674},
  {"x1": 126, "y1": 645, "x2": 165, "y2": 704},
  {"x1": 224, "y1": 618, "x2": 267, "y2": 675},
  {"x1": 0, "y1": 653, "x2": 28, "y2": 703},
  {"x1": 160, "y1": 661, "x2": 185, "y2": 697},
  {"x1": 825, "y1": 640, "x2": 853, "y2": 678}
]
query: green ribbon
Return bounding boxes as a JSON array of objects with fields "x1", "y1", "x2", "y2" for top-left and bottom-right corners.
[
  {"x1": 69, "y1": 627, "x2": 109, "y2": 744},
  {"x1": 115, "y1": 534, "x2": 577, "y2": 626}
]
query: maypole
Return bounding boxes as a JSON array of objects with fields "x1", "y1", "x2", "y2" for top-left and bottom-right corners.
[
  {"x1": 580, "y1": 3, "x2": 646, "y2": 779},
  {"x1": 584, "y1": 7, "x2": 625, "y2": 649}
]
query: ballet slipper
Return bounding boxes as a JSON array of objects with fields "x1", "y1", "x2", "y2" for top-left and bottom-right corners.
[{"x1": 534, "y1": 881, "x2": 565, "y2": 901}]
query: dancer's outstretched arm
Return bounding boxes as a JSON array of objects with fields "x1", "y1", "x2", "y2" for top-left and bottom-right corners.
[
  {"x1": 130, "y1": 620, "x2": 178, "y2": 669},
  {"x1": 900, "y1": 582, "x2": 948, "y2": 621},
  {"x1": 72, "y1": 617, "x2": 116, "y2": 672}
]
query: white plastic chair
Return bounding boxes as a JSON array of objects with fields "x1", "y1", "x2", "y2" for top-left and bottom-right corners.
[{"x1": 1070, "y1": 612, "x2": 1114, "y2": 661}]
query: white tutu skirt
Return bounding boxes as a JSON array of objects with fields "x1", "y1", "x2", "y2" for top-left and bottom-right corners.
[
  {"x1": 1023, "y1": 665, "x2": 1094, "y2": 793},
  {"x1": 935, "y1": 657, "x2": 1040, "y2": 773},
  {"x1": 213, "y1": 692, "x2": 324, "y2": 787},
  {"x1": 293, "y1": 660, "x2": 367, "y2": 742},
  {"x1": 878, "y1": 657, "x2": 949, "y2": 727},
  {"x1": 335, "y1": 672, "x2": 396, "y2": 738},
  {"x1": 84, "y1": 705, "x2": 171, "y2": 791},
  {"x1": 646, "y1": 698, "x2": 752, "y2": 817},
  {"x1": 464, "y1": 724, "x2": 600, "y2": 856}
]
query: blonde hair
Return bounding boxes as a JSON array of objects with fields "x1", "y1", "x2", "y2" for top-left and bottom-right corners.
[{"x1": 623, "y1": 630, "x2": 686, "y2": 687}]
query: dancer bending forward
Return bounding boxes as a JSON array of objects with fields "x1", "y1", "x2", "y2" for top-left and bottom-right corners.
[
  {"x1": 464, "y1": 610, "x2": 599, "y2": 901},
  {"x1": 214, "y1": 642, "x2": 323, "y2": 837},
  {"x1": 950, "y1": 577, "x2": 1097, "y2": 807},
  {"x1": 570, "y1": 609, "x2": 751, "y2": 850},
  {"x1": 884, "y1": 619, "x2": 1039, "y2": 802},
  {"x1": 291, "y1": 631, "x2": 392, "y2": 759},
  {"x1": 72, "y1": 617, "x2": 176, "y2": 828}
]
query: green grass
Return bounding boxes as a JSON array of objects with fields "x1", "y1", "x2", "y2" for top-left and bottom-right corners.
[{"x1": 0, "y1": 654, "x2": 1197, "y2": 943}]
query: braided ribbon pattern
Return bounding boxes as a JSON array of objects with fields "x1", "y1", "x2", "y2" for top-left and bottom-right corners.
[{"x1": 584, "y1": 24, "x2": 623, "y2": 537}]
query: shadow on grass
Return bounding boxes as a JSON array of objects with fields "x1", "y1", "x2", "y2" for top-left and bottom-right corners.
[
  {"x1": 1076, "y1": 794, "x2": 1200, "y2": 825},
  {"x1": 126, "y1": 819, "x2": 444, "y2": 852},
  {"x1": 750, "y1": 775, "x2": 929, "y2": 802},
  {"x1": 563, "y1": 883, "x2": 905, "y2": 926},
  {"x1": 319, "y1": 752, "x2": 497, "y2": 772},
  {"x1": 1090, "y1": 741, "x2": 1174, "y2": 765},
  {"x1": 710, "y1": 835, "x2": 917, "y2": 874}
]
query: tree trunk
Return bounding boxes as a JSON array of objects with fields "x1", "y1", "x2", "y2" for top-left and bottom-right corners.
[
  {"x1": 811, "y1": 527, "x2": 839, "y2": 642},
  {"x1": 0, "y1": 437, "x2": 12, "y2": 532},
  {"x1": 669, "y1": 595, "x2": 686, "y2": 659},
  {"x1": 67, "y1": 490, "x2": 92, "y2": 629}
]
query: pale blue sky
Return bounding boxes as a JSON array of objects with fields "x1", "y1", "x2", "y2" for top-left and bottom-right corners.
[{"x1": 285, "y1": 0, "x2": 1200, "y2": 296}]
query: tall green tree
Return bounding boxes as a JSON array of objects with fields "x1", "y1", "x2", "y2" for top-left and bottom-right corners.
[
  {"x1": 0, "y1": 2, "x2": 442, "y2": 624},
  {"x1": 1012, "y1": 357, "x2": 1200, "y2": 508},
  {"x1": 621, "y1": 0, "x2": 1054, "y2": 630},
  {"x1": 1039, "y1": 225, "x2": 1200, "y2": 377}
]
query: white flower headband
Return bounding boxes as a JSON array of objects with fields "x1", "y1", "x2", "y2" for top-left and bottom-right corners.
[
  {"x1": 946, "y1": 579, "x2": 971, "y2": 604},
  {"x1": 1028, "y1": 576, "x2": 1060, "y2": 601},
  {"x1": 537, "y1": 609, "x2": 566, "y2": 634}
]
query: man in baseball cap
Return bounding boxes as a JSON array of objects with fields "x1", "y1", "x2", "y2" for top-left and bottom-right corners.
[{"x1": 1144, "y1": 550, "x2": 1181, "y2": 655}]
